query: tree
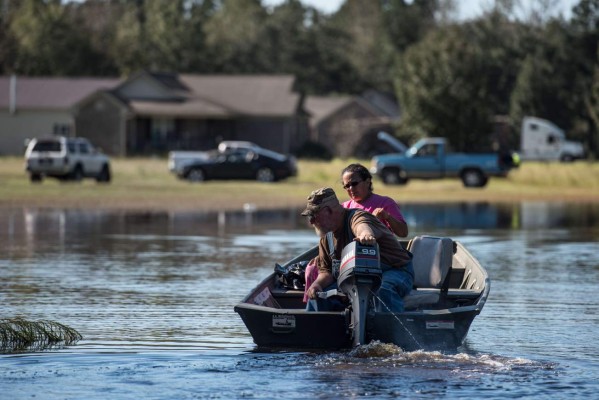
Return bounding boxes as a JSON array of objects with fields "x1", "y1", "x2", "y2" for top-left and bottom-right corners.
[
  {"x1": 327, "y1": 0, "x2": 395, "y2": 92},
  {"x1": 571, "y1": 0, "x2": 599, "y2": 157},
  {"x1": 203, "y1": 0, "x2": 269, "y2": 73},
  {"x1": 509, "y1": 21, "x2": 586, "y2": 137},
  {"x1": 9, "y1": 0, "x2": 107, "y2": 75},
  {"x1": 395, "y1": 14, "x2": 524, "y2": 150},
  {"x1": 381, "y1": 0, "x2": 450, "y2": 52}
]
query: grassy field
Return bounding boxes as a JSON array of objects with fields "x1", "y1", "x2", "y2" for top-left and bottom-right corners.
[{"x1": 1, "y1": 156, "x2": 598, "y2": 211}]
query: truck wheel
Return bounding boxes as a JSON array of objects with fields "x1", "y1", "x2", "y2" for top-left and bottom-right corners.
[
  {"x1": 186, "y1": 167, "x2": 205, "y2": 182},
  {"x1": 461, "y1": 169, "x2": 487, "y2": 188},
  {"x1": 71, "y1": 165, "x2": 84, "y2": 182},
  {"x1": 560, "y1": 154, "x2": 574, "y2": 162},
  {"x1": 30, "y1": 173, "x2": 43, "y2": 183},
  {"x1": 96, "y1": 164, "x2": 111, "y2": 183},
  {"x1": 381, "y1": 169, "x2": 408, "y2": 185},
  {"x1": 256, "y1": 167, "x2": 275, "y2": 182}
]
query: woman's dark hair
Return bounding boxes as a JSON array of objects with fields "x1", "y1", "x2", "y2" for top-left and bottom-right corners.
[{"x1": 341, "y1": 163, "x2": 373, "y2": 192}]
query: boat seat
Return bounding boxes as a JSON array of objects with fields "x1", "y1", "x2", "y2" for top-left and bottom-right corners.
[{"x1": 403, "y1": 236, "x2": 454, "y2": 310}]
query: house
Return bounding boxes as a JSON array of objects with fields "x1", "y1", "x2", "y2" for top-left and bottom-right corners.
[
  {"x1": 1, "y1": 71, "x2": 397, "y2": 158},
  {"x1": 74, "y1": 71, "x2": 309, "y2": 156},
  {"x1": 0, "y1": 75, "x2": 120, "y2": 155},
  {"x1": 304, "y1": 90, "x2": 400, "y2": 158}
]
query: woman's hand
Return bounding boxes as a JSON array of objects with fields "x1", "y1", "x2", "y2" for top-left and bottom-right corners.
[{"x1": 372, "y1": 207, "x2": 388, "y2": 221}]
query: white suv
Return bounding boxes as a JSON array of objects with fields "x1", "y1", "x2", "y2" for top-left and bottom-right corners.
[{"x1": 25, "y1": 136, "x2": 111, "y2": 183}]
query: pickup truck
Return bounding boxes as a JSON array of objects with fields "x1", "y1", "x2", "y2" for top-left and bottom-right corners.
[{"x1": 370, "y1": 138, "x2": 517, "y2": 188}]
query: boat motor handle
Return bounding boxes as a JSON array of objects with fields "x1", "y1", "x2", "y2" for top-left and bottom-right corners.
[{"x1": 316, "y1": 289, "x2": 346, "y2": 299}]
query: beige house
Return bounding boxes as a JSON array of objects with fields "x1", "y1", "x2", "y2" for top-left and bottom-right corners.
[
  {"x1": 0, "y1": 76, "x2": 119, "y2": 155},
  {"x1": 0, "y1": 72, "x2": 398, "y2": 158},
  {"x1": 75, "y1": 71, "x2": 309, "y2": 156}
]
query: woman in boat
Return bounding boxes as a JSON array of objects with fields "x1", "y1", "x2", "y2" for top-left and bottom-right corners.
[
  {"x1": 340, "y1": 163, "x2": 408, "y2": 237},
  {"x1": 303, "y1": 163, "x2": 408, "y2": 303}
]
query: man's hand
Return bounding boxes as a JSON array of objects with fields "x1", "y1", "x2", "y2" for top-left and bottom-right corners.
[
  {"x1": 307, "y1": 282, "x2": 322, "y2": 300},
  {"x1": 355, "y1": 232, "x2": 376, "y2": 246}
]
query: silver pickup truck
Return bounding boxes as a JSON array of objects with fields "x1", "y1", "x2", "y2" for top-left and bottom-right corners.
[{"x1": 370, "y1": 138, "x2": 517, "y2": 188}]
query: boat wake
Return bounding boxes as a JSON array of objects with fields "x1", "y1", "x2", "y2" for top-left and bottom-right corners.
[{"x1": 316, "y1": 340, "x2": 552, "y2": 374}]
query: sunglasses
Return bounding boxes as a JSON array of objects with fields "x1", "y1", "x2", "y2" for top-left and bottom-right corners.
[{"x1": 343, "y1": 180, "x2": 362, "y2": 190}]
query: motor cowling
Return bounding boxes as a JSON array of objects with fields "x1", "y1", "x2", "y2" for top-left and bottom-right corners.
[{"x1": 337, "y1": 241, "x2": 383, "y2": 346}]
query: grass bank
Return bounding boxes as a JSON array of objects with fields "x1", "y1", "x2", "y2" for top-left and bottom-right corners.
[{"x1": 1, "y1": 157, "x2": 597, "y2": 212}]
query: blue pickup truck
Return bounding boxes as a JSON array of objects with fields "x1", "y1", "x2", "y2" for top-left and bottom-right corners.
[{"x1": 370, "y1": 138, "x2": 517, "y2": 188}]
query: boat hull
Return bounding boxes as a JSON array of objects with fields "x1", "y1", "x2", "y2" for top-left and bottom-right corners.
[
  {"x1": 234, "y1": 305, "x2": 352, "y2": 349},
  {"x1": 235, "y1": 303, "x2": 481, "y2": 351}
]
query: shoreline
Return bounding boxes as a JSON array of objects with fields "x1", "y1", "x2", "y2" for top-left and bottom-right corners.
[
  {"x1": 2, "y1": 190, "x2": 597, "y2": 214},
  {"x1": 2, "y1": 157, "x2": 598, "y2": 213}
]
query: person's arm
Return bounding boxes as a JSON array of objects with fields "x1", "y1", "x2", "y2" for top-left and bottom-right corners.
[
  {"x1": 352, "y1": 216, "x2": 378, "y2": 246},
  {"x1": 372, "y1": 207, "x2": 408, "y2": 237},
  {"x1": 307, "y1": 271, "x2": 335, "y2": 299}
]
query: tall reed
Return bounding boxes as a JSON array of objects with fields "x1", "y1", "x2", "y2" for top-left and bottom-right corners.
[{"x1": 0, "y1": 317, "x2": 82, "y2": 353}]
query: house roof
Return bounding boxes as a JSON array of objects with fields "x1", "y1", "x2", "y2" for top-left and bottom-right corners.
[
  {"x1": 305, "y1": 91, "x2": 400, "y2": 128},
  {"x1": 304, "y1": 95, "x2": 354, "y2": 126},
  {"x1": 0, "y1": 76, "x2": 121, "y2": 110},
  {"x1": 130, "y1": 97, "x2": 231, "y2": 117},
  {"x1": 178, "y1": 74, "x2": 299, "y2": 117},
  {"x1": 2, "y1": 73, "x2": 302, "y2": 118}
]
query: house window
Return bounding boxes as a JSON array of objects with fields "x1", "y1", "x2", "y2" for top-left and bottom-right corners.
[
  {"x1": 53, "y1": 123, "x2": 71, "y2": 136},
  {"x1": 151, "y1": 118, "x2": 175, "y2": 150}
]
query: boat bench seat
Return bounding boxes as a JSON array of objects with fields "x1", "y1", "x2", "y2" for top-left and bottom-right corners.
[{"x1": 403, "y1": 235, "x2": 454, "y2": 310}]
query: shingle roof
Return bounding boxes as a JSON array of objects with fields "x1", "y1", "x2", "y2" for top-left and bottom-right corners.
[
  {"x1": 0, "y1": 76, "x2": 121, "y2": 110},
  {"x1": 0, "y1": 74, "x2": 300, "y2": 117},
  {"x1": 130, "y1": 97, "x2": 231, "y2": 117},
  {"x1": 304, "y1": 95, "x2": 354, "y2": 126},
  {"x1": 178, "y1": 74, "x2": 299, "y2": 116}
]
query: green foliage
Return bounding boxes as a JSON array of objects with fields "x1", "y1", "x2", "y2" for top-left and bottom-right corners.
[
  {"x1": 328, "y1": 0, "x2": 395, "y2": 92},
  {"x1": 9, "y1": 0, "x2": 109, "y2": 75},
  {"x1": 204, "y1": 0, "x2": 269, "y2": 72},
  {"x1": 395, "y1": 16, "x2": 522, "y2": 150}
]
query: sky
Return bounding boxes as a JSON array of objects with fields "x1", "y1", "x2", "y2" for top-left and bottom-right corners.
[{"x1": 261, "y1": 0, "x2": 581, "y2": 20}]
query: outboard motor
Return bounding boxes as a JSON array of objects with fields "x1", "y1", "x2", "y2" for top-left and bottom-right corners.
[{"x1": 337, "y1": 241, "x2": 383, "y2": 346}]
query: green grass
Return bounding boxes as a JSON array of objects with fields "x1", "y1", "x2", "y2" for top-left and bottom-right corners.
[{"x1": 1, "y1": 156, "x2": 598, "y2": 211}]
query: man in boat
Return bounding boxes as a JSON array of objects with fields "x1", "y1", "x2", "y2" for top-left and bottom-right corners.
[
  {"x1": 302, "y1": 163, "x2": 409, "y2": 302},
  {"x1": 302, "y1": 187, "x2": 414, "y2": 312}
]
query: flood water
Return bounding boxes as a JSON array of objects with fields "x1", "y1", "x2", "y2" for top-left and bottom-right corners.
[{"x1": 1, "y1": 202, "x2": 598, "y2": 399}]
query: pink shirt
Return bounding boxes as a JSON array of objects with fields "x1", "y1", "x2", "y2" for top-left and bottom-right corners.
[{"x1": 342, "y1": 193, "x2": 406, "y2": 232}]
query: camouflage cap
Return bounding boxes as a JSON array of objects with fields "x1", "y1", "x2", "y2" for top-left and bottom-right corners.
[{"x1": 301, "y1": 187, "x2": 339, "y2": 216}]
